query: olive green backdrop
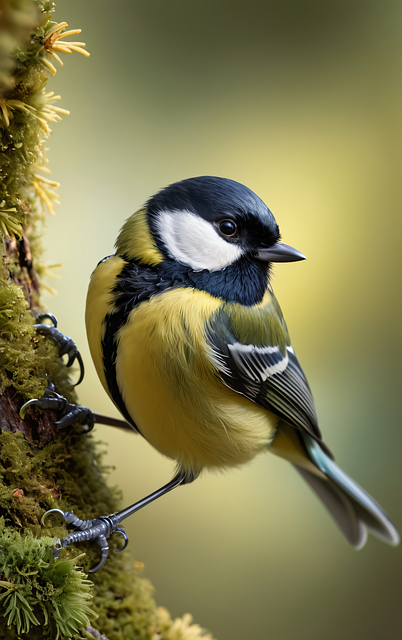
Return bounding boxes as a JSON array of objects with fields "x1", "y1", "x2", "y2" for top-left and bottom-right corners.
[{"x1": 45, "y1": 1, "x2": 401, "y2": 638}]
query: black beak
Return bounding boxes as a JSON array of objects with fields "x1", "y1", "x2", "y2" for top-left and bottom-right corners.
[{"x1": 256, "y1": 242, "x2": 306, "y2": 263}]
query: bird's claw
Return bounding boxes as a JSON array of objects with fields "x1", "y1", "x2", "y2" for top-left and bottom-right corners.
[
  {"x1": 34, "y1": 313, "x2": 85, "y2": 386},
  {"x1": 42, "y1": 508, "x2": 129, "y2": 573},
  {"x1": 19, "y1": 382, "x2": 95, "y2": 433}
]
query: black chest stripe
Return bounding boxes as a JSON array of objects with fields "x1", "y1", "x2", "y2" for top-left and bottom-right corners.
[{"x1": 101, "y1": 261, "x2": 164, "y2": 434}]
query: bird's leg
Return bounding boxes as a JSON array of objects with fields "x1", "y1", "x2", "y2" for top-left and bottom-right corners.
[
  {"x1": 43, "y1": 469, "x2": 188, "y2": 573},
  {"x1": 20, "y1": 386, "x2": 180, "y2": 570},
  {"x1": 20, "y1": 369, "x2": 173, "y2": 571},
  {"x1": 19, "y1": 382, "x2": 133, "y2": 434},
  {"x1": 33, "y1": 313, "x2": 85, "y2": 386}
]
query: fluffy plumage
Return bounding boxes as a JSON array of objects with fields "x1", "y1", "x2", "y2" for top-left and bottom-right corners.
[{"x1": 86, "y1": 176, "x2": 399, "y2": 549}]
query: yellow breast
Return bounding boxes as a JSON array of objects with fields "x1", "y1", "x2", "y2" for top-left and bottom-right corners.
[
  {"x1": 86, "y1": 260, "x2": 278, "y2": 474},
  {"x1": 85, "y1": 255, "x2": 125, "y2": 393}
]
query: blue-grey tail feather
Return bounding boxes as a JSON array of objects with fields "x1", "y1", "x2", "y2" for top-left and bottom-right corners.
[{"x1": 296, "y1": 432, "x2": 400, "y2": 548}]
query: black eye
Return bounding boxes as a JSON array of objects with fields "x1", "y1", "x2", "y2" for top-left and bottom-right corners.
[{"x1": 218, "y1": 220, "x2": 237, "y2": 237}]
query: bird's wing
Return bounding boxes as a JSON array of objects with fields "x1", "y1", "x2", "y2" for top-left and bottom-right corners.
[
  {"x1": 207, "y1": 305, "x2": 332, "y2": 455},
  {"x1": 207, "y1": 302, "x2": 399, "y2": 547}
]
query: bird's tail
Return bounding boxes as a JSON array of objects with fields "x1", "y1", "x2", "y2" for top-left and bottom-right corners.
[{"x1": 269, "y1": 423, "x2": 400, "y2": 548}]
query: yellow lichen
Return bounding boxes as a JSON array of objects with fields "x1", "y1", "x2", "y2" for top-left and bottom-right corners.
[
  {"x1": 155, "y1": 608, "x2": 217, "y2": 640},
  {"x1": 43, "y1": 20, "x2": 90, "y2": 71}
]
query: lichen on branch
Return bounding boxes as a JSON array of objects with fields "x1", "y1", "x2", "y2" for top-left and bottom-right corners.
[{"x1": 0, "y1": 0, "x2": 89, "y2": 308}]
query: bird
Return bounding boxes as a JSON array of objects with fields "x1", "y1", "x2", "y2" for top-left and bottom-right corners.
[{"x1": 67, "y1": 175, "x2": 400, "y2": 567}]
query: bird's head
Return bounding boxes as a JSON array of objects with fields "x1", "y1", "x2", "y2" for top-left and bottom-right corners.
[{"x1": 116, "y1": 176, "x2": 305, "y2": 304}]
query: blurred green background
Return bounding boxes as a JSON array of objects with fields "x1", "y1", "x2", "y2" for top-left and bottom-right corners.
[{"x1": 44, "y1": 1, "x2": 401, "y2": 638}]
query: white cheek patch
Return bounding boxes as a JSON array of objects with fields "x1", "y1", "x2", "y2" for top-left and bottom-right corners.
[{"x1": 154, "y1": 209, "x2": 244, "y2": 272}]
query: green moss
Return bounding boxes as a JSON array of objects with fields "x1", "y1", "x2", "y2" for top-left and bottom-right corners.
[
  {"x1": 34, "y1": 1, "x2": 56, "y2": 14},
  {"x1": 0, "y1": 108, "x2": 44, "y2": 218},
  {"x1": 0, "y1": 0, "x2": 43, "y2": 96},
  {"x1": 0, "y1": 430, "x2": 113, "y2": 534},
  {"x1": 0, "y1": 1, "x2": 61, "y2": 283},
  {"x1": 0, "y1": 428, "x2": 161, "y2": 640},
  {"x1": 89, "y1": 553, "x2": 158, "y2": 640},
  {"x1": 0, "y1": 525, "x2": 93, "y2": 639},
  {"x1": 0, "y1": 271, "x2": 77, "y2": 402}
]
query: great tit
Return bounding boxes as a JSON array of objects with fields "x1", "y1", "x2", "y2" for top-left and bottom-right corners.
[{"x1": 83, "y1": 175, "x2": 398, "y2": 563}]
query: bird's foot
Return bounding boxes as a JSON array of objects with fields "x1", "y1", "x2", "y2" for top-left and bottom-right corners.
[
  {"x1": 43, "y1": 471, "x2": 187, "y2": 572},
  {"x1": 19, "y1": 382, "x2": 95, "y2": 433},
  {"x1": 43, "y1": 509, "x2": 128, "y2": 573},
  {"x1": 34, "y1": 313, "x2": 85, "y2": 386}
]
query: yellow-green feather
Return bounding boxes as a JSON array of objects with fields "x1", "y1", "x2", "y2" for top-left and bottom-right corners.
[
  {"x1": 222, "y1": 286, "x2": 290, "y2": 354},
  {"x1": 115, "y1": 209, "x2": 164, "y2": 265},
  {"x1": 85, "y1": 255, "x2": 127, "y2": 395}
]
